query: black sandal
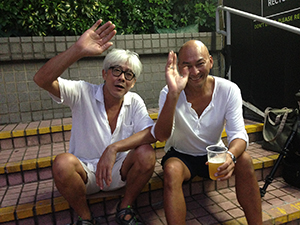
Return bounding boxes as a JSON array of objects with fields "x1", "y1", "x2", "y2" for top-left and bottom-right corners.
[
  {"x1": 115, "y1": 202, "x2": 144, "y2": 225},
  {"x1": 75, "y1": 215, "x2": 101, "y2": 225},
  {"x1": 75, "y1": 217, "x2": 95, "y2": 225}
]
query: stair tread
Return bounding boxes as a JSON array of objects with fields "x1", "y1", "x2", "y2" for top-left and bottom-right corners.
[
  {"x1": 0, "y1": 110, "x2": 159, "y2": 140},
  {"x1": 1, "y1": 174, "x2": 300, "y2": 224},
  {"x1": 0, "y1": 141, "x2": 275, "y2": 175},
  {"x1": 0, "y1": 143, "x2": 278, "y2": 203},
  {"x1": 2, "y1": 112, "x2": 298, "y2": 224},
  {"x1": 0, "y1": 109, "x2": 261, "y2": 140},
  {"x1": 0, "y1": 143, "x2": 291, "y2": 223},
  {"x1": 1, "y1": 147, "x2": 299, "y2": 224}
]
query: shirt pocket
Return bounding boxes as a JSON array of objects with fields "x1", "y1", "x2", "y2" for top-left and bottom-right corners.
[{"x1": 120, "y1": 123, "x2": 134, "y2": 140}]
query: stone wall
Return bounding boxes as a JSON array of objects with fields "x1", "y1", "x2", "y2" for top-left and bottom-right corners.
[{"x1": 0, "y1": 32, "x2": 224, "y2": 124}]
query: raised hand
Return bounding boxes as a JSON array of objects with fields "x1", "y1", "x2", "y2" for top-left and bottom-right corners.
[
  {"x1": 165, "y1": 51, "x2": 189, "y2": 95},
  {"x1": 75, "y1": 19, "x2": 116, "y2": 57},
  {"x1": 33, "y1": 19, "x2": 116, "y2": 99}
]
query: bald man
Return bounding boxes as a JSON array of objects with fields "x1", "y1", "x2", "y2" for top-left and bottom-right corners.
[{"x1": 152, "y1": 40, "x2": 262, "y2": 225}]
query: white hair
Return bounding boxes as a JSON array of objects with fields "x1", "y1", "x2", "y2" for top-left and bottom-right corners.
[{"x1": 103, "y1": 49, "x2": 142, "y2": 79}]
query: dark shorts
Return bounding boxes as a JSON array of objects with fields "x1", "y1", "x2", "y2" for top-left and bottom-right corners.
[{"x1": 161, "y1": 147, "x2": 210, "y2": 182}]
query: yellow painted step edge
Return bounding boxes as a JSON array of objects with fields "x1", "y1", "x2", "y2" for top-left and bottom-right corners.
[{"x1": 0, "y1": 114, "x2": 263, "y2": 139}]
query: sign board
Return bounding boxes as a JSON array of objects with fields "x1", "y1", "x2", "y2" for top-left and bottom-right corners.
[
  {"x1": 223, "y1": 0, "x2": 300, "y2": 111},
  {"x1": 255, "y1": 0, "x2": 300, "y2": 28},
  {"x1": 262, "y1": 0, "x2": 300, "y2": 17}
]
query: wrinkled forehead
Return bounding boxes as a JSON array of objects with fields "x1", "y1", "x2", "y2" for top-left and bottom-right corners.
[{"x1": 178, "y1": 44, "x2": 210, "y2": 64}]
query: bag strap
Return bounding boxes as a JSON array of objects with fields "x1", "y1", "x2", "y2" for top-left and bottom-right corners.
[{"x1": 263, "y1": 107, "x2": 290, "y2": 142}]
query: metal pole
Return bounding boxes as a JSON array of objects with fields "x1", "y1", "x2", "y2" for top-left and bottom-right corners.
[
  {"x1": 218, "y1": 5, "x2": 300, "y2": 36},
  {"x1": 216, "y1": 5, "x2": 300, "y2": 81},
  {"x1": 215, "y1": 4, "x2": 300, "y2": 117},
  {"x1": 226, "y1": 11, "x2": 231, "y2": 45}
]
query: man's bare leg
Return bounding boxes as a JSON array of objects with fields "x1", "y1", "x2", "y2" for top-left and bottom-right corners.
[
  {"x1": 119, "y1": 144, "x2": 156, "y2": 208},
  {"x1": 52, "y1": 153, "x2": 91, "y2": 220},
  {"x1": 163, "y1": 158, "x2": 191, "y2": 225},
  {"x1": 235, "y1": 151, "x2": 263, "y2": 225}
]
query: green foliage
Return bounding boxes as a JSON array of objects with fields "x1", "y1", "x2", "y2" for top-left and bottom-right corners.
[
  {"x1": 195, "y1": 0, "x2": 218, "y2": 30},
  {"x1": 0, "y1": 0, "x2": 218, "y2": 37}
]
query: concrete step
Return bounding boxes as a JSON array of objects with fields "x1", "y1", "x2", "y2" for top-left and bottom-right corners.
[
  {"x1": 0, "y1": 111, "x2": 261, "y2": 188},
  {"x1": 1, "y1": 144, "x2": 300, "y2": 225},
  {"x1": 1, "y1": 112, "x2": 300, "y2": 224}
]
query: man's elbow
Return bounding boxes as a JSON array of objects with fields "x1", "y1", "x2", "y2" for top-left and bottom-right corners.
[
  {"x1": 154, "y1": 131, "x2": 170, "y2": 143},
  {"x1": 33, "y1": 73, "x2": 45, "y2": 88},
  {"x1": 33, "y1": 73, "x2": 54, "y2": 91},
  {"x1": 156, "y1": 137, "x2": 167, "y2": 143},
  {"x1": 153, "y1": 124, "x2": 172, "y2": 142}
]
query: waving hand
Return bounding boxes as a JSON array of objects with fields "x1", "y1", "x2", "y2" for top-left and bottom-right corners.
[
  {"x1": 33, "y1": 19, "x2": 116, "y2": 98},
  {"x1": 165, "y1": 51, "x2": 189, "y2": 95},
  {"x1": 75, "y1": 19, "x2": 116, "y2": 57}
]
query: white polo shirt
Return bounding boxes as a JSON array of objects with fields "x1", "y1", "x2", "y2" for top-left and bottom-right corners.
[
  {"x1": 153, "y1": 76, "x2": 248, "y2": 156},
  {"x1": 51, "y1": 78, "x2": 154, "y2": 171}
]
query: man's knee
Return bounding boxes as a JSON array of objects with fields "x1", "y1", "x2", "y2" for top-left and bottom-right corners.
[
  {"x1": 163, "y1": 159, "x2": 187, "y2": 186},
  {"x1": 53, "y1": 153, "x2": 75, "y2": 169},
  {"x1": 52, "y1": 153, "x2": 84, "y2": 180},
  {"x1": 135, "y1": 144, "x2": 156, "y2": 170},
  {"x1": 235, "y1": 151, "x2": 254, "y2": 175}
]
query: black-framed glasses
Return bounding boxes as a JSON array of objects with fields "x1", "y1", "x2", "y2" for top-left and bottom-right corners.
[{"x1": 109, "y1": 66, "x2": 136, "y2": 81}]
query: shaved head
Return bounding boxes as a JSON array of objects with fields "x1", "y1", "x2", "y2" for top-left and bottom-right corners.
[
  {"x1": 178, "y1": 40, "x2": 210, "y2": 64},
  {"x1": 176, "y1": 40, "x2": 213, "y2": 85}
]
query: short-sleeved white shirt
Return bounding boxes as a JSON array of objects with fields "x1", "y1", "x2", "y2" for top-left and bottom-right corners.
[
  {"x1": 152, "y1": 76, "x2": 248, "y2": 156},
  {"x1": 51, "y1": 78, "x2": 154, "y2": 171}
]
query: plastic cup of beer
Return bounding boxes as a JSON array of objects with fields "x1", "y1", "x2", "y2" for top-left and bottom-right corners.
[{"x1": 206, "y1": 145, "x2": 228, "y2": 180}]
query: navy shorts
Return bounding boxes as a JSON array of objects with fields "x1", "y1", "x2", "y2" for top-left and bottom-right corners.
[{"x1": 161, "y1": 147, "x2": 210, "y2": 182}]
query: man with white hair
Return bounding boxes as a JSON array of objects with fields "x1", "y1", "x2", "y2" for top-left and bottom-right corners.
[{"x1": 34, "y1": 20, "x2": 156, "y2": 225}]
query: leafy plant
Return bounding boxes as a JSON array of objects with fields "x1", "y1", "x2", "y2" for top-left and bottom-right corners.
[
  {"x1": 0, "y1": 0, "x2": 217, "y2": 37},
  {"x1": 195, "y1": 0, "x2": 218, "y2": 31}
]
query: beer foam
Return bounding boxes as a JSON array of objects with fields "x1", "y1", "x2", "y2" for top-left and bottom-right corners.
[{"x1": 209, "y1": 157, "x2": 225, "y2": 163}]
